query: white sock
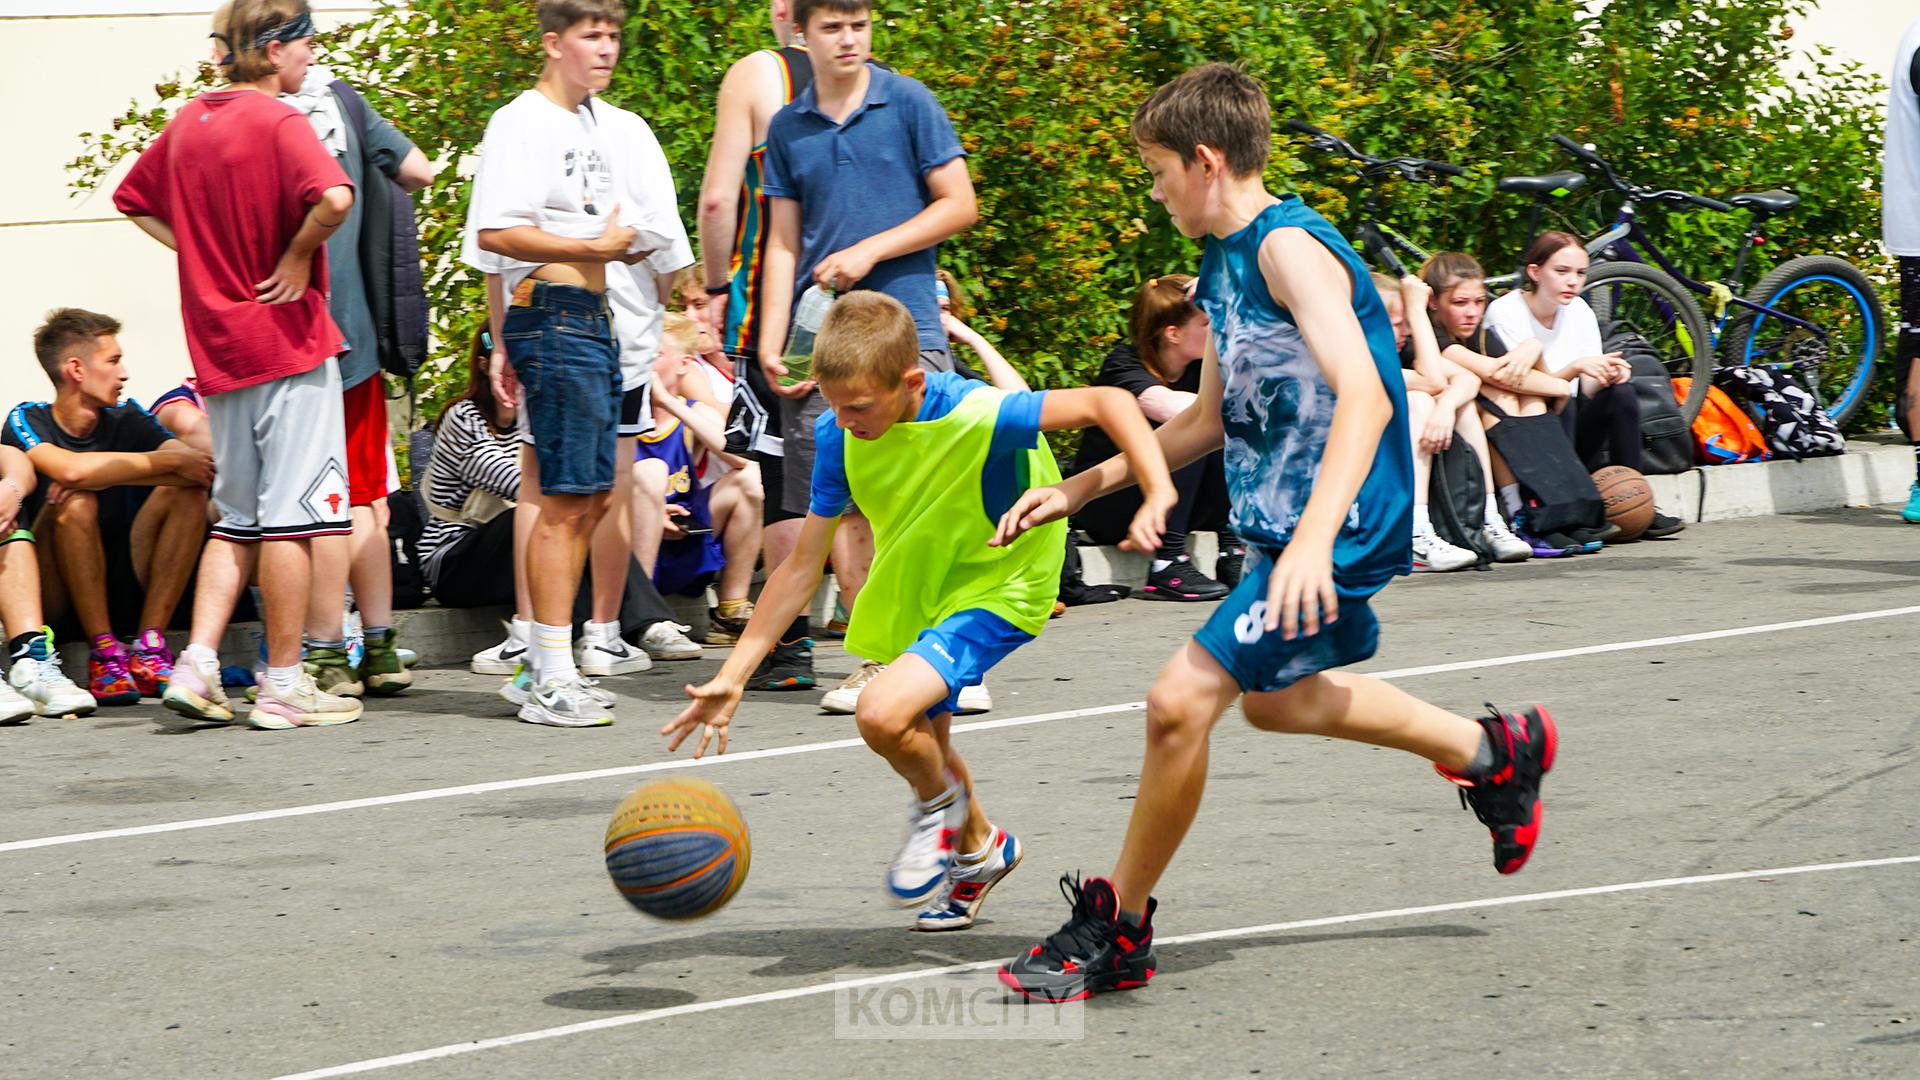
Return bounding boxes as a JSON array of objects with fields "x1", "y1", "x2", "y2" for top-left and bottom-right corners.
[
  {"x1": 918, "y1": 781, "x2": 961, "y2": 814},
  {"x1": 955, "y1": 831, "x2": 995, "y2": 864},
  {"x1": 508, "y1": 617, "x2": 531, "y2": 648},
  {"x1": 264, "y1": 664, "x2": 301, "y2": 694},
  {"x1": 181, "y1": 643, "x2": 220, "y2": 671},
  {"x1": 532, "y1": 621, "x2": 576, "y2": 683},
  {"x1": 1149, "y1": 559, "x2": 1171, "y2": 572},
  {"x1": 1412, "y1": 504, "x2": 1433, "y2": 534},
  {"x1": 1499, "y1": 483, "x2": 1523, "y2": 517},
  {"x1": 1484, "y1": 494, "x2": 1506, "y2": 525}
]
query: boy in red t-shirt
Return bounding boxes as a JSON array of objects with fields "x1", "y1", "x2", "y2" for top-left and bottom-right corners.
[{"x1": 113, "y1": 0, "x2": 362, "y2": 731}]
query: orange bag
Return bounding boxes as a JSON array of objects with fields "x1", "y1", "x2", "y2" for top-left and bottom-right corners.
[{"x1": 1671, "y1": 378, "x2": 1771, "y2": 465}]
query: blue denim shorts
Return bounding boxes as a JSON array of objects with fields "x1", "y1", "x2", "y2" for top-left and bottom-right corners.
[
  {"x1": 902, "y1": 608, "x2": 1035, "y2": 718},
  {"x1": 504, "y1": 282, "x2": 619, "y2": 495},
  {"x1": 1192, "y1": 547, "x2": 1382, "y2": 694}
]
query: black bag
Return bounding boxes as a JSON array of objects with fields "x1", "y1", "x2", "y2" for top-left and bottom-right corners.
[
  {"x1": 1428, "y1": 440, "x2": 1494, "y2": 570},
  {"x1": 385, "y1": 487, "x2": 429, "y2": 610},
  {"x1": 331, "y1": 80, "x2": 428, "y2": 380},
  {"x1": 1604, "y1": 322, "x2": 1694, "y2": 475},
  {"x1": 1477, "y1": 396, "x2": 1606, "y2": 536},
  {"x1": 1713, "y1": 365, "x2": 1846, "y2": 460}
]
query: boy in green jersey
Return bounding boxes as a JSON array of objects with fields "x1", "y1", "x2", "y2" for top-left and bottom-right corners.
[{"x1": 665, "y1": 291, "x2": 1174, "y2": 930}]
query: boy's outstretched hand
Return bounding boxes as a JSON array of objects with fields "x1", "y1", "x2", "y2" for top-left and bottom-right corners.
[
  {"x1": 1124, "y1": 486, "x2": 1175, "y2": 554},
  {"x1": 1265, "y1": 538, "x2": 1338, "y2": 640},
  {"x1": 990, "y1": 485, "x2": 1073, "y2": 548},
  {"x1": 662, "y1": 678, "x2": 743, "y2": 758}
]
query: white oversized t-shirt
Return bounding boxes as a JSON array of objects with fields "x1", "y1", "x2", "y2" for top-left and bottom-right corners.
[
  {"x1": 1485, "y1": 289, "x2": 1604, "y2": 387},
  {"x1": 462, "y1": 90, "x2": 694, "y2": 389},
  {"x1": 1883, "y1": 18, "x2": 1920, "y2": 256}
]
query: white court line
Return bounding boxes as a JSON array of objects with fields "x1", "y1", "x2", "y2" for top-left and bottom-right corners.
[
  {"x1": 7, "y1": 603, "x2": 1918, "y2": 856},
  {"x1": 273, "y1": 852, "x2": 1920, "y2": 1079}
]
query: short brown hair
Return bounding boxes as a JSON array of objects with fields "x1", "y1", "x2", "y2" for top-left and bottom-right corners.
[
  {"x1": 793, "y1": 0, "x2": 869, "y2": 34},
  {"x1": 1132, "y1": 63, "x2": 1272, "y2": 177},
  {"x1": 33, "y1": 308, "x2": 121, "y2": 383},
  {"x1": 538, "y1": 0, "x2": 627, "y2": 36},
  {"x1": 814, "y1": 292, "x2": 917, "y2": 389},
  {"x1": 1520, "y1": 231, "x2": 1584, "y2": 292},
  {"x1": 214, "y1": 0, "x2": 311, "y2": 83}
]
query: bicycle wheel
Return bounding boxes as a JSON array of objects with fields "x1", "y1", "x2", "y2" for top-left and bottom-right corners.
[
  {"x1": 1581, "y1": 261, "x2": 1715, "y2": 425},
  {"x1": 1721, "y1": 255, "x2": 1885, "y2": 430}
]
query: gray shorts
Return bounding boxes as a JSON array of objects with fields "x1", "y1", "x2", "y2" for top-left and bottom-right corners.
[
  {"x1": 778, "y1": 347, "x2": 954, "y2": 517},
  {"x1": 204, "y1": 358, "x2": 352, "y2": 543}
]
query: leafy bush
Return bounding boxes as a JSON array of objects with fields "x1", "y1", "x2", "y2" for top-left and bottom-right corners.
[{"x1": 72, "y1": 0, "x2": 1896, "y2": 432}]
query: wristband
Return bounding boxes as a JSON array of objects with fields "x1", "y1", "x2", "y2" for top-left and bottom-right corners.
[{"x1": 705, "y1": 284, "x2": 731, "y2": 297}]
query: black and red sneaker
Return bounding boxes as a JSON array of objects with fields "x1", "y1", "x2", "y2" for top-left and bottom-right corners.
[
  {"x1": 1436, "y1": 703, "x2": 1557, "y2": 874},
  {"x1": 998, "y1": 875, "x2": 1156, "y2": 1002}
]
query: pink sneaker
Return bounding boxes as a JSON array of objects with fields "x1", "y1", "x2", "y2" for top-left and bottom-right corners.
[
  {"x1": 248, "y1": 670, "x2": 364, "y2": 730},
  {"x1": 160, "y1": 656, "x2": 233, "y2": 725}
]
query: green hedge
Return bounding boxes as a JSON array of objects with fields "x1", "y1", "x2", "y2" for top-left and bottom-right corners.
[{"x1": 72, "y1": 0, "x2": 1894, "y2": 432}]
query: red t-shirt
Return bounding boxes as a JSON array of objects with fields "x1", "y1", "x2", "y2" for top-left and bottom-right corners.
[{"x1": 113, "y1": 89, "x2": 352, "y2": 396}]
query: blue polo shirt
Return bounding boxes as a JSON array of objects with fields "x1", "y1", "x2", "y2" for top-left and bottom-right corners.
[{"x1": 762, "y1": 63, "x2": 965, "y2": 351}]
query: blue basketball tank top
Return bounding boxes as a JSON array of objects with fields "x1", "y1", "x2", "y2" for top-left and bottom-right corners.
[{"x1": 1192, "y1": 196, "x2": 1413, "y2": 590}]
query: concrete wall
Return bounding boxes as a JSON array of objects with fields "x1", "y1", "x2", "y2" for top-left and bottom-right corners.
[{"x1": 0, "y1": 0, "x2": 1908, "y2": 413}]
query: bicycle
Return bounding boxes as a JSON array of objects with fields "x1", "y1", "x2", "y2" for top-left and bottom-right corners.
[
  {"x1": 1283, "y1": 119, "x2": 1463, "y2": 278},
  {"x1": 1549, "y1": 135, "x2": 1886, "y2": 427}
]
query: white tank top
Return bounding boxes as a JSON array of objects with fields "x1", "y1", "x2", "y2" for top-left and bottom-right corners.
[{"x1": 1883, "y1": 18, "x2": 1920, "y2": 255}]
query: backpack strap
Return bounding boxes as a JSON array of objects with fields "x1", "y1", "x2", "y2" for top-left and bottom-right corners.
[
  {"x1": 329, "y1": 79, "x2": 370, "y2": 151},
  {"x1": 1474, "y1": 394, "x2": 1513, "y2": 421}
]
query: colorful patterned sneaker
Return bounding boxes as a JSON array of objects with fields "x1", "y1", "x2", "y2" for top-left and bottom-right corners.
[
  {"x1": 638, "y1": 621, "x2": 703, "y2": 661},
  {"x1": 886, "y1": 784, "x2": 966, "y2": 907},
  {"x1": 703, "y1": 602, "x2": 754, "y2": 645},
  {"x1": 1140, "y1": 554, "x2": 1229, "y2": 602},
  {"x1": 999, "y1": 875, "x2": 1157, "y2": 1002},
  {"x1": 820, "y1": 660, "x2": 886, "y2": 714},
  {"x1": 1904, "y1": 483, "x2": 1920, "y2": 524},
  {"x1": 248, "y1": 670, "x2": 365, "y2": 730},
  {"x1": 304, "y1": 645, "x2": 364, "y2": 698},
  {"x1": 88, "y1": 648, "x2": 142, "y2": 706},
  {"x1": 1436, "y1": 703, "x2": 1559, "y2": 875},
  {"x1": 916, "y1": 827, "x2": 1023, "y2": 931},
  {"x1": 127, "y1": 630, "x2": 175, "y2": 698},
  {"x1": 747, "y1": 639, "x2": 815, "y2": 691},
  {"x1": 159, "y1": 654, "x2": 232, "y2": 725},
  {"x1": 360, "y1": 627, "x2": 413, "y2": 696},
  {"x1": 0, "y1": 676, "x2": 36, "y2": 724}
]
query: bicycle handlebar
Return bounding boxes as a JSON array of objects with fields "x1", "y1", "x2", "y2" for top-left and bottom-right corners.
[
  {"x1": 1287, "y1": 118, "x2": 1463, "y2": 183},
  {"x1": 1550, "y1": 133, "x2": 1602, "y2": 167},
  {"x1": 1550, "y1": 134, "x2": 1728, "y2": 213}
]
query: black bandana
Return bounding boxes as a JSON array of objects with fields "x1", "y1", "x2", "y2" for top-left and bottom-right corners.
[{"x1": 211, "y1": 11, "x2": 316, "y2": 66}]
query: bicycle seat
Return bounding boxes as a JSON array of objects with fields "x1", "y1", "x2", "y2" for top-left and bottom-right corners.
[
  {"x1": 1726, "y1": 189, "x2": 1800, "y2": 214},
  {"x1": 1496, "y1": 171, "x2": 1587, "y2": 196}
]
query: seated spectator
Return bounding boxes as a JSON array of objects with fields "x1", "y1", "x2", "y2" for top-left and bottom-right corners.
[
  {"x1": 1070, "y1": 275, "x2": 1243, "y2": 599},
  {"x1": 148, "y1": 378, "x2": 210, "y2": 455},
  {"x1": 1484, "y1": 233, "x2": 1683, "y2": 538},
  {"x1": 0, "y1": 446, "x2": 96, "y2": 721},
  {"x1": 424, "y1": 333, "x2": 692, "y2": 678},
  {"x1": 1372, "y1": 272, "x2": 1532, "y2": 568},
  {"x1": 2, "y1": 309, "x2": 211, "y2": 705}
]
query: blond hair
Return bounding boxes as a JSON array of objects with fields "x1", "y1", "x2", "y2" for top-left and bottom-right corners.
[
  {"x1": 660, "y1": 312, "x2": 699, "y2": 356},
  {"x1": 814, "y1": 292, "x2": 918, "y2": 389},
  {"x1": 214, "y1": 0, "x2": 310, "y2": 83}
]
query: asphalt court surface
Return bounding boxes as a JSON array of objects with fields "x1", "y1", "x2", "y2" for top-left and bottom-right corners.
[{"x1": 5, "y1": 508, "x2": 1918, "y2": 1078}]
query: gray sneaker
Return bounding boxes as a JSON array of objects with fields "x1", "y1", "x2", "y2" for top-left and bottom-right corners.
[
  {"x1": 638, "y1": 621, "x2": 703, "y2": 661},
  {"x1": 518, "y1": 674, "x2": 615, "y2": 728}
]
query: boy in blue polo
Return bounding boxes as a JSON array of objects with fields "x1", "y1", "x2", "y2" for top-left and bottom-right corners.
[
  {"x1": 749, "y1": 0, "x2": 979, "y2": 695},
  {"x1": 992, "y1": 64, "x2": 1560, "y2": 1002}
]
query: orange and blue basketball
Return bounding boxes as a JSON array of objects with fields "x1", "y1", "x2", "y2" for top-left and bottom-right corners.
[{"x1": 604, "y1": 778, "x2": 751, "y2": 919}]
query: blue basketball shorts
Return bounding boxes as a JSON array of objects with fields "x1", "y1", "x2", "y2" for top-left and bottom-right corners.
[
  {"x1": 1192, "y1": 547, "x2": 1382, "y2": 694},
  {"x1": 903, "y1": 608, "x2": 1034, "y2": 718}
]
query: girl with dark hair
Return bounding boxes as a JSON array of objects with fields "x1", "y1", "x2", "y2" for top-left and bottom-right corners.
[{"x1": 1070, "y1": 275, "x2": 1244, "y2": 599}]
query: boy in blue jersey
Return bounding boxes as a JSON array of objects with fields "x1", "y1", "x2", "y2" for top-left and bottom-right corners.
[{"x1": 994, "y1": 64, "x2": 1560, "y2": 1002}]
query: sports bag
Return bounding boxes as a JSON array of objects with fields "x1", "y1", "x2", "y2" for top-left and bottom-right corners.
[
  {"x1": 1477, "y1": 396, "x2": 1606, "y2": 535},
  {"x1": 1713, "y1": 366, "x2": 1845, "y2": 460},
  {"x1": 331, "y1": 80, "x2": 429, "y2": 380},
  {"x1": 1428, "y1": 440, "x2": 1494, "y2": 570},
  {"x1": 1603, "y1": 321, "x2": 1694, "y2": 475},
  {"x1": 1671, "y1": 378, "x2": 1772, "y2": 465}
]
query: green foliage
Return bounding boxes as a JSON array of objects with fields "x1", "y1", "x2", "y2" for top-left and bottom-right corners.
[{"x1": 71, "y1": 0, "x2": 1895, "y2": 430}]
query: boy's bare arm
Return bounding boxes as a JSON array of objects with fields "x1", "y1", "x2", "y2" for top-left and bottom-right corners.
[
  {"x1": 754, "y1": 198, "x2": 809, "y2": 396},
  {"x1": 1030, "y1": 386, "x2": 1177, "y2": 552},
  {"x1": 128, "y1": 216, "x2": 177, "y2": 251},
  {"x1": 697, "y1": 53, "x2": 766, "y2": 317},
  {"x1": 664, "y1": 511, "x2": 837, "y2": 756}
]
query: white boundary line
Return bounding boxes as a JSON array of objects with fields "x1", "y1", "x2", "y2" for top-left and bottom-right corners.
[
  {"x1": 273, "y1": 853, "x2": 1920, "y2": 1079},
  {"x1": 7, "y1": 604, "x2": 1918, "y2": 856}
]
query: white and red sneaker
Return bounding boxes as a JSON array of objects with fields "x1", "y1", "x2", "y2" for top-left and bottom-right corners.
[
  {"x1": 885, "y1": 783, "x2": 966, "y2": 907},
  {"x1": 916, "y1": 827, "x2": 1023, "y2": 931}
]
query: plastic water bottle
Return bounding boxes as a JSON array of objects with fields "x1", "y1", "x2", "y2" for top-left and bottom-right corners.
[
  {"x1": 781, "y1": 284, "x2": 835, "y2": 386},
  {"x1": 345, "y1": 607, "x2": 365, "y2": 670}
]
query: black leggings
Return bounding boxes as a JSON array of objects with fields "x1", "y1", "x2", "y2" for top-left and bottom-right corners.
[
  {"x1": 1896, "y1": 255, "x2": 1920, "y2": 438},
  {"x1": 1072, "y1": 448, "x2": 1239, "y2": 556},
  {"x1": 427, "y1": 513, "x2": 675, "y2": 632},
  {"x1": 1560, "y1": 382, "x2": 1643, "y2": 473}
]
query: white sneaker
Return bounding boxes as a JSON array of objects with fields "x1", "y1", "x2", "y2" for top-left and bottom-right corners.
[
  {"x1": 886, "y1": 784, "x2": 966, "y2": 907},
  {"x1": 638, "y1": 621, "x2": 703, "y2": 661},
  {"x1": 821, "y1": 660, "x2": 886, "y2": 714},
  {"x1": 915, "y1": 827, "x2": 1024, "y2": 931},
  {"x1": 1480, "y1": 517, "x2": 1534, "y2": 563},
  {"x1": 248, "y1": 671, "x2": 364, "y2": 730},
  {"x1": 500, "y1": 663, "x2": 616, "y2": 709},
  {"x1": 518, "y1": 674, "x2": 615, "y2": 728},
  {"x1": 471, "y1": 632, "x2": 528, "y2": 676},
  {"x1": 0, "y1": 678, "x2": 34, "y2": 724},
  {"x1": 576, "y1": 628, "x2": 651, "y2": 677},
  {"x1": 1412, "y1": 528, "x2": 1477, "y2": 572},
  {"x1": 10, "y1": 652, "x2": 97, "y2": 718},
  {"x1": 955, "y1": 682, "x2": 992, "y2": 715}
]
